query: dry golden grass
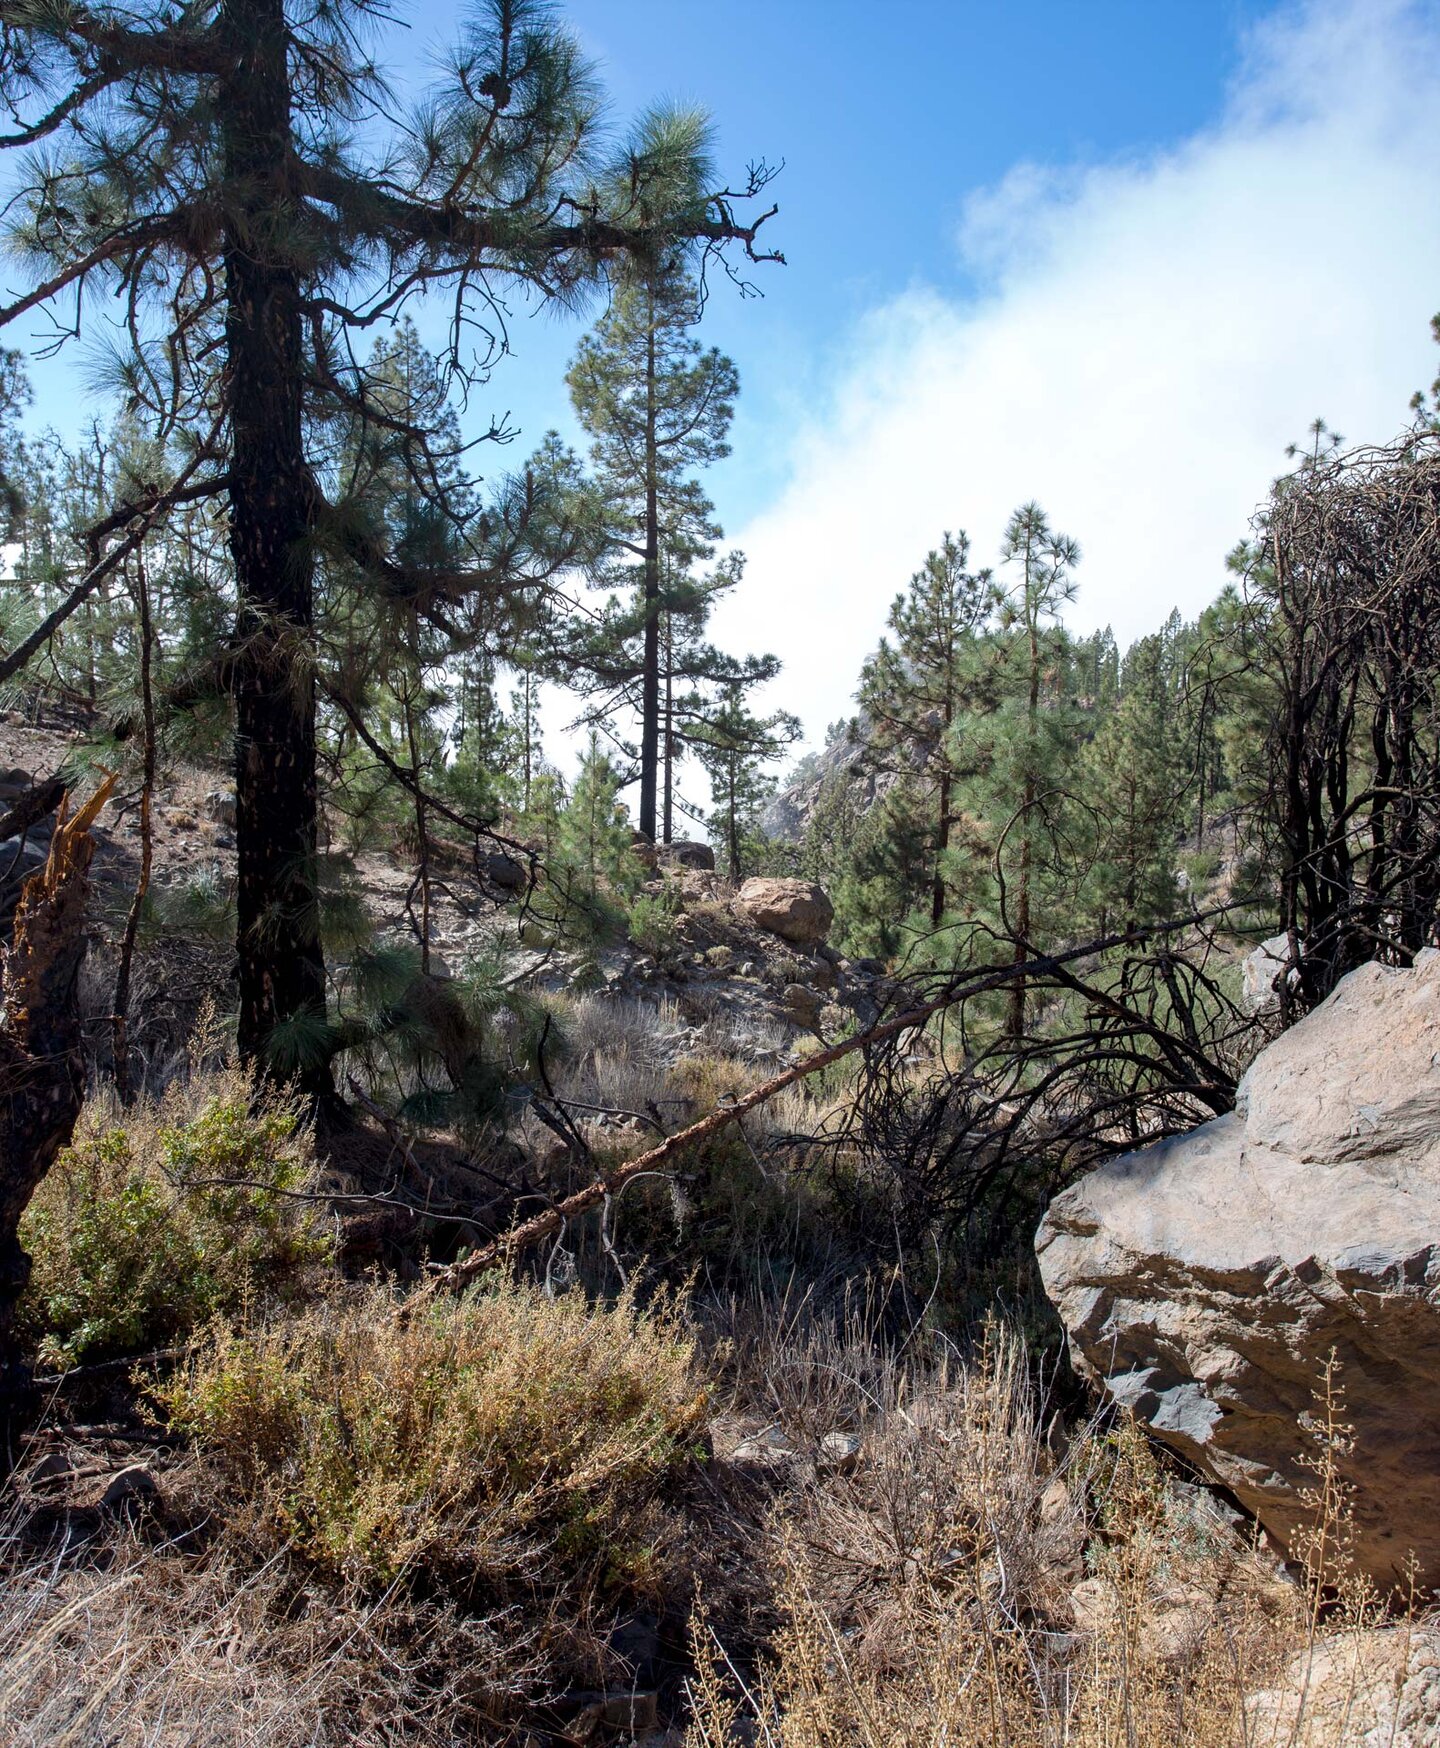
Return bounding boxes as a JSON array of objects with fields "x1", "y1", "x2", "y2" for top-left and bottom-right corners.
[
  {"x1": 2, "y1": 1284, "x2": 1427, "y2": 1746},
  {"x1": 0, "y1": 1506, "x2": 529, "y2": 1747},
  {"x1": 683, "y1": 1326, "x2": 1425, "y2": 1748}
]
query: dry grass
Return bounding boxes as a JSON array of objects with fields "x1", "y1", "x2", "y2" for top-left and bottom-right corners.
[
  {"x1": 683, "y1": 1323, "x2": 1423, "y2": 1748},
  {"x1": 1, "y1": 1287, "x2": 1427, "y2": 1746},
  {"x1": 0, "y1": 1506, "x2": 528, "y2": 1746}
]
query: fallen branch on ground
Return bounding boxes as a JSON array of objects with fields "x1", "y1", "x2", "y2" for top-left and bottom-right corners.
[{"x1": 428, "y1": 905, "x2": 1242, "y2": 1293}]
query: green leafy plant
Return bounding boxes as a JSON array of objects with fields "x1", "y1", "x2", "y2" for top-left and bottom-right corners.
[
  {"x1": 21, "y1": 1064, "x2": 331, "y2": 1369},
  {"x1": 628, "y1": 881, "x2": 682, "y2": 958}
]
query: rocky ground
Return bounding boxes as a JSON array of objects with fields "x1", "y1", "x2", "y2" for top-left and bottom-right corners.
[{"x1": 1, "y1": 714, "x2": 893, "y2": 1079}]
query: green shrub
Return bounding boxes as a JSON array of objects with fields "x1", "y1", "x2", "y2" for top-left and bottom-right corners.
[
  {"x1": 21, "y1": 1066, "x2": 331, "y2": 1369},
  {"x1": 162, "y1": 1280, "x2": 707, "y2": 1591},
  {"x1": 627, "y1": 882, "x2": 682, "y2": 958}
]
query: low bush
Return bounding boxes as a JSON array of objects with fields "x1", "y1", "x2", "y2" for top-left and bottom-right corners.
[
  {"x1": 162, "y1": 1279, "x2": 708, "y2": 1595},
  {"x1": 21, "y1": 1063, "x2": 331, "y2": 1370},
  {"x1": 627, "y1": 883, "x2": 682, "y2": 958}
]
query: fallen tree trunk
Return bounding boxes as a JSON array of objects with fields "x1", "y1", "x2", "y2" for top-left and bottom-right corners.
[
  {"x1": 431, "y1": 907, "x2": 1240, "y2": 1295},
  {"x1": 0, "y1": 778, "x2": 114, "y2": 1412}
]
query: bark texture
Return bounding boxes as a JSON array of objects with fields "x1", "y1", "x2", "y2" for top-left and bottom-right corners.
[
  {"x1": 0, "y1": 779, "x2": 113, "y2": 1405},
  {"x1": 221, "y1": 0, "x2": 329, "y2": 1084}
]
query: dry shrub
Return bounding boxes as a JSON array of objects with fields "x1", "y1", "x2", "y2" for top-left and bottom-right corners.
[
  {"x1": 20, "y1": 1057, "x2": 331, "y2": 1369},
  {"x1": 687, "y1": 1326, "x2": 1306, "y2": 1748},
  {"x1": 162, "y1": 1278, "x2": 708, "y2": 1596}
]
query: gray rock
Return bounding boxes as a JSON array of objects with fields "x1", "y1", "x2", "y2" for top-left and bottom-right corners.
[
  {"x1": 1246, "y1": 1626, "x2": 1440, "y2": 1746},
  {"x1": 480, "y1": 849, "x2": 527, "y2": 891},
  {"x1": 203, "y1": 788, "x2": 237, "y2": 829},
  {"x1": 656, "y1": 839, "x2": 715, "y2": 872},
  {"x1": 1241, "y1": 932, "x2": 1294, "y2": 1013},
  {"x1": 95, "y1": 1465, "x2": 161, "y2": 1524},
  {"x1": 817, "y1": 1430, "x2": 862, "y2": 1474},
  {"x1": 1037, "y1": 953, "x2": 1440, "y2": 1590}
]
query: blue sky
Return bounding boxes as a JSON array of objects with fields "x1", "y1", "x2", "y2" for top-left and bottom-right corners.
[
  {"x1": 8, "y1": 0, "x2": 1440, "y2": 760},
  {"x1": 369, "y1": 0, "x2": 1273, "y2": 532}
]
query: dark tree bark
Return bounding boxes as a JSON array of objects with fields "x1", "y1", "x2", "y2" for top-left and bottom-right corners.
[
  {"x1": 0, "y1": 780, "x2": 112, "y2": 1414},
  {"x1": 112, "y1": 547, "x2": 156, "y2": 1099},
  {"x1": 639, "y1": 319, "x2": 661, "y2": 843},
  {"x1": 220, "y1": 0, "x2": 330, "y2": 1089}
]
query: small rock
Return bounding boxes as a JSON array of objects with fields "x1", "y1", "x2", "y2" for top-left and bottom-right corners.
[
  {"x1": 1241, "y1": 931, "x2": 1296, "y2": 1014},
  {"x1": 28, "y1": 1450, "x2": 75, "y2": 1484},
  {"x1": 1039, "y1": 1477, "x2": 1071, "y2": 1524},
  {"x1": 782, "y1": 982, "x2": 823, "y2": 1025},
  {"x1": 817, "y1": 1430, "x2": 862, "y2": 1474},
  {"x1": 1069, "y1": 1576, "x2": 1120, "y2": 1632},
  {"x1": 95, "y1": 1465, "x2": 161, "y2": 1524},
  {"x1": 608, "y1": 1609, "x2": 660, "y2": 1679},
  {"x1": 732, "y1": 1427, "x2": 796, "y2": 1469}
]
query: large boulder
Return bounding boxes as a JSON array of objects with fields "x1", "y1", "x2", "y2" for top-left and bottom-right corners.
[
  {"x1": 1037, "y1": 952, "x2": 1440, "y2": 1590},
  {"x1": 736, "y1": 877, "x2": 833, "y2": 946},
  {"x1": 656, "y1": 840, "x2": 715, "y2": 872}
]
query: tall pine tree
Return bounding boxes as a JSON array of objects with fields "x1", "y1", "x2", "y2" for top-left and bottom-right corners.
[{"x1": 0, "y1": 1, "x2": 779, "y2": 1086}]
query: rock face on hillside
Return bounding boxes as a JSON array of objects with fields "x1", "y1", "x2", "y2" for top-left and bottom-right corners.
[
  {"x1": 1037, "y1": 952, "x2": 1440, "y2": 1590},
  {"x1": 737, "y1": 877, "x2": 834, "y2": 946}
]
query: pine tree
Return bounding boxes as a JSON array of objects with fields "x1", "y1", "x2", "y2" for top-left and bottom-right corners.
[
  {"x1": 0, "y1": 1, "x2": 779, "y2": 1087},
  {"x1": 693, "y1": 679, "x2": 799, "y2": 882},
  {"x1": 565, "y1": 257, "x2": 740, "y2": 842},
  {"x1": 556, "y1": 733, "x2": 641, "y2": 914},
  {"x1": 954, "y1": 504, "x2": 1081, "y2": 1035},
  {"x1": 857, "y1": 531, "x2": 995, "y2": 926},
  {"x1": 1080, "y1": 632, "x2": 1186, "y2": 932}
]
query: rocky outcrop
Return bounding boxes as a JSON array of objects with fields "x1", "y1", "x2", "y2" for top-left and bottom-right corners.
[
  {"x1": 1246, "y1": 1626, "x2": 1440, "y2": 1746},
  {"x1": 1037, "y1": 952, "x2": 1440, "y2": 1590},
  {"x1": 736, "y1": 877, "x2": 834, "y2": 946}
]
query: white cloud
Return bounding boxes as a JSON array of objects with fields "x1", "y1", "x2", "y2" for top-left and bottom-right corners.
[{"x1": 713, "y1": 0, "x2": 1440, "y2": 753}]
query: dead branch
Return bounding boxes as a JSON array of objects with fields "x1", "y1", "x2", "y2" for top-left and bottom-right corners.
[
  {"x1": 429, "y1": 907, "x2": 1241, "y2": 1293},
  {"x1": 0, "y1": 775, "x2": 115, "y2": 1403}
]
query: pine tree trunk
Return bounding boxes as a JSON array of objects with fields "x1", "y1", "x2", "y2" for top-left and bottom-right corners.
[
  {"x1": 404, "y1": 663, "x2": 432, "y2": 975},
  {"x1": 639, "y1": 319, "x2": 660, "y2": 842},
  {"x1": 662, "y1": 616, "x2": 674, "y2": 844},
  {"x1": 222, "y1": 0, "x2": 330, "y2": 1089},
  {"x1": 727, "y1": 760, "x2": 742, "y2": 883},
  {"x1": 112, "y1": 546, "x2": 155, "y2": 1100},
  {"x1": 932, "y1": 677, "x2": 954, "y2": 928}
]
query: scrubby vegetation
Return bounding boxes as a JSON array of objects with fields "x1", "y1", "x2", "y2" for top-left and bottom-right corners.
[
  {"x1": 3, "y1": 0, "x2": 1440, "y2": 1740},
  {"x1": 22, "y1": 1057, "x2": 329, "y2": 1370}
]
